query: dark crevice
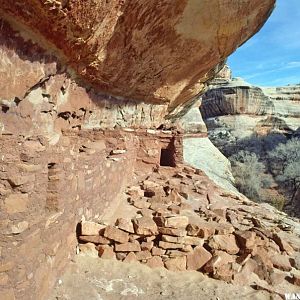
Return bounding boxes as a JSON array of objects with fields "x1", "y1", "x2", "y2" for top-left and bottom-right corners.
[
  {"x1": 1, "y1": 106, "x2": 9, "y2": 113},
  {"x1": 14, "y1": 97, "x2": 22, "y2": 106},
  {"x1": 57, "y1": 111, "x2": 71, "y2": 120}
]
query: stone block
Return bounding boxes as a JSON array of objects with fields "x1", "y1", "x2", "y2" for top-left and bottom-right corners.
[
  {"x1": 152, "y1": 247, "x2": 166, "y2": 256},
  {"x1": 165, "y1": 216, "x2": 189, "y2": 228},
  {"x1": 158, "y1": 227, "x2": 187, "y2": 237},
  {"x1": 81, "y1": 221, "x2": 105, "y2": 236},
  {"x1": 235, "y1": 231, "x2": 256, "y2": 250},
  {"x1": 187, "y1": 246, "x2": 212, "y2": 270},
  {"x1": 135, "y1": 250, "x2": 152, "y2": 261},
  {"x1": 141, "y1": 241, "x2": 154, "y2": 251},
  {"x1": 116, "y1": 218, "x2": 135, "y2": 233},
  {"x1": 78, "y1": 235, "x2": 110, "y2": 245},
  {"x1": 115, "y1": 242, "x2": 141, "y2": 252},
  {"x1": 146, "y1": 256, "x2": 164, "y2": 269},
  {"x1": 104, "y1": 226, "x2": 129, "y2": 243},
  {"x1": 123, "y1": 252, "x2": 138, "y2": 263},
  {"x1": 159, "y1": 241, "x2": 184, "y2": 250},
  {"x1": 209, "y1": 234, "x2": 239, "y2": 255},
  {"x1": 133, "y1": 217, "x2": 158, "y2": 236},
  {"x1": 165, "y1": 256, "x2": 187, "y2": 271},
  {"x1": 98, "y1": 245, "x2": 116, "y2": 259},
  {"x1": 270, "y1": 254, "x2": 292, "y2": 271}
]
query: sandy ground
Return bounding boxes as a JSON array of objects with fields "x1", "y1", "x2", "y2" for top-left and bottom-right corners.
[{"x1": 49, "y1": 254, "x2": 274, "y2": 300}]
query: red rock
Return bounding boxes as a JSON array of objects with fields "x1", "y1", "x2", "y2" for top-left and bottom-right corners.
[
  {"x1": 291, "y1": 270, "x2": 300, "y2": 286},
  {"x1": 145, "y1": 236, "x2": 156, "y2": 242},
  {"x1": 272, "y1": 234, "x2": 294, "y2": 255},
  {"x1": 152, "y1": 247, "x2": 166, "y2": 256},
  {"x1": 127, "y1": 186, "x2": 144, "y2": 198},
  {"x1": 115, "y1": 242, "x2": 141, "y2": 252},
  {"x1": 203, "y1": 251, "x2": 235, "y2": 274},
  {"x1": 81, "y1": 221, "x2": 105, "y2": 236},
  {"x1": 235, "y1": 231, "x2": 256, "y2": 251},
  {"x1": 212, "y1": 208, "x2": 227, "y2": 219},
  {"x1": 150, "y1": 203, "x2": 167, "y2": 212},
  {"x1": 115, "y1": 218, "x2": 135, "y2": 233},
  {"x1": 165, "y1": 216, "x2": 189, "y2": 228},
  {"x1": 168, "y1": 204, "x2": 181, "y2": 214},
  {"x1": 209, "y1": 234, "x2": 239, "y2": 255},
  {"x1": 215, "y1": 223, "x2": 235, "y2": 235},
  {"x1": 270, "y1": 254, "x2": 292, "y2": 271},
  {"x1": 252, "y1": 248, "x2": 273, "y2": 281},
  {"x1": 232, "y1": 258, "x2": 259, "y2": 285},
  {"x1": 133, "y1": 217, "x2": 158, "y2": 236},
  {"x1": 186, "y1": 224, "x2": 200, "y2": 236},
  {"x1": 133, "y1": 199, "x2": 151, "y2": 209},
  {"x1": 135, "y1": 250, "x2": 152, "y2": 261},
  {"x1": 186, "y1": 246, "x2": 212, "y2": 270},
  {"x1": 98, "y1": 246, "x2": 116, "y2": 260},
  {"x1": 103, "y1": 226, "x2": 129, "y2": 243},
  {"x1": 162, "y1": 235, "x2": 181, "y2": 243},
  {"x1": 198, "y1": 223, "x2": 216, "y2": 239},
  {"x1": 129, "y1": 234, "x2": 141, "y2": 242},
  {"x1": 139, "y1": 208, "x2": 154, "y2": 217},
  {"x1": 180, "y1": 202, "x2": 193, "y2": 210},
  {"x1": 182, "y1": 236, "x2": 204, "y2": 246},
  {"x1": 167, "y1": 189, "x2": 183, "y2": 205},
  {"x1": 141, "y1": 241, "x2": 154, "y2": 251},
  {"x1": 165, "y1": 256, "x2": 187, "y2": 271},
  {"x1": 166, "y1": 250, "x2": 187, "y2": 258},
  {"x1": 269, "y1": 269, "x2": 286, "y2": 285},
  {"x1": 146, "y1": 256, "x2": 164, "y2": 269},
  {"x1": 123, "y1": 252, "x2": 138, "y2": 263},
  {"x1": 212, "y1": 264, "x2": 234, "y2": 282},
  {"x1": 158, "y1": 227, "x2": 187, "y2": 237},
  {"x1": 159, "y1": 241, "x2": 184, "y2": 250},
  {"x1": 182, "y1": 245, "x2": 194, "y2": 253},
  {"x1": 78, "y1": 235, "x2": 110, "y2": 245},
  {"x1": 116, "y1": 252, "x2": 127, "y2": 261}
]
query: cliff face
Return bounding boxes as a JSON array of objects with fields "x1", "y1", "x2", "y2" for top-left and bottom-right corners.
[
  {"x1": 201, "y1": 70, "x2": 300, "y2": 144},
  {"x1": 0, "y1": 2, "x2": 277, "y2": 299},
  {"x1": 0, "y1": 0, "x2": 275, "y2": 117}
]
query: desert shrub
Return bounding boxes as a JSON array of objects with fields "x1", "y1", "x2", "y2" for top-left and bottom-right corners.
[
  {"x1": 229, "y1": 150, "x2": 273, "y2": 201},
  {"x1": 268, "y1": 138, "x2": 300, "y2": 204}
]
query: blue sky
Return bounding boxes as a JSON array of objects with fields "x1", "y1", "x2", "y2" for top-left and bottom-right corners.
[{"x1": 228, "y1": 0, "x2": 300, "y2": 87}]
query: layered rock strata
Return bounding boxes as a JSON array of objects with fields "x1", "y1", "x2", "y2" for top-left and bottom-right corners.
[
  {"x1": 0, "y1": 0, "x2": 275, "y2": 116},
  {"x1": 200, "y1": 67, "x2": 300, "y2": 155}
]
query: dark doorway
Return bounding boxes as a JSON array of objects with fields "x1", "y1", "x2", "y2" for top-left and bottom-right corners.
[{"x1": 160, "y1": 148, "x2": 175, "y2": 167}]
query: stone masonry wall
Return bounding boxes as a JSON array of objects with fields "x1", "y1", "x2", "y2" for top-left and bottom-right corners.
[
  {"x1": 0, "y1": 128, "x2": 183, "y2": 300},
  {"x1": 0, "y1": 129, "x2": 139, "y2": 300}
]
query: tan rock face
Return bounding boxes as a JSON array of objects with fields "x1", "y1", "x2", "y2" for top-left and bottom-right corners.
[{"x1": 0, "y1": 0, "x2": 275, "y2": 115}]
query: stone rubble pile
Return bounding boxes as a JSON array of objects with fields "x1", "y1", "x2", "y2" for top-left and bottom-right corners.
[{"x1": 78, "y1": 165, "x2": 300, "y2": 296}]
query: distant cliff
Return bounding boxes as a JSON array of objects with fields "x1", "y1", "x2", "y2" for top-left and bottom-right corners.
[{"x1": 201, "y1": 66, "x2": 300, "y2": 144}]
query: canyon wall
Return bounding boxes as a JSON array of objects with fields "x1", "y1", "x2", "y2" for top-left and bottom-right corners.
[
  {"x1": 201, "y1": 68, "x2": 300, "y2": 151},
  {"x1": 0, "y1": 1, "x2": 276, "y2": 299}
]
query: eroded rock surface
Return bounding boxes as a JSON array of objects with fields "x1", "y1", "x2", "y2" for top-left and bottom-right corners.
[{"x1": 0, "y1": 0, "x2": 275, "y2": 115}]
